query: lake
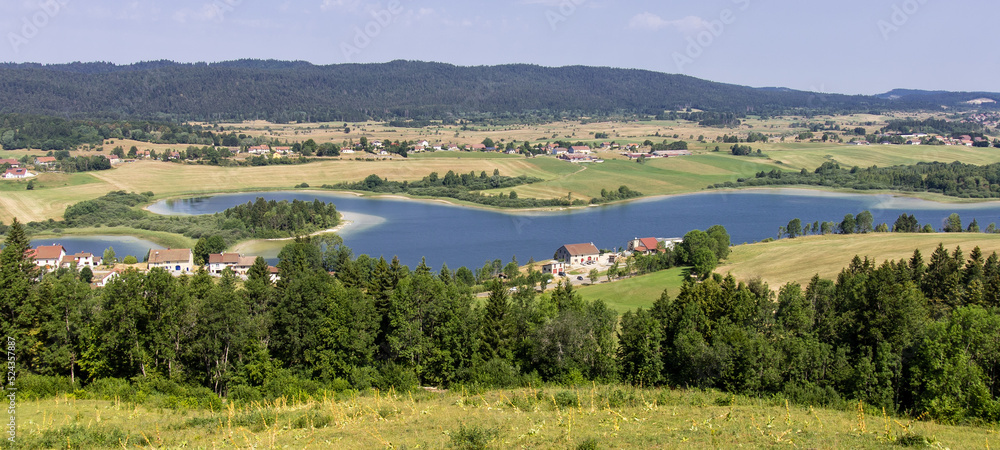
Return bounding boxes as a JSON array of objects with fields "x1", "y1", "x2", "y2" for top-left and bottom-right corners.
[{"x1": 145, "y1": 189, "x2": 1000, "y2": 270}]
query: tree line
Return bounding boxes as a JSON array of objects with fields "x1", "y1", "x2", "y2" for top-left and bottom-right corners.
[
  {"x1": 6, "y1": 213, "x2": 1000, "y2": 423},
  {"x1": 716, "y1": 161, "x2": 1000, "y2": 199},
  {"x1": 27, "y1": 191, "x2": 339, "y2": 243}
]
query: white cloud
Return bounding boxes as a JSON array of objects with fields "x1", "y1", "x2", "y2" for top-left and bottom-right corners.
[{"x1": 628, "y1": 13, "x2": 709, "y2": 33}]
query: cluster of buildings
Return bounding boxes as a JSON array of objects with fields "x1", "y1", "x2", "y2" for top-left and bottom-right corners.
[
  {"x1": 854, "y1": 134, "x2": 993, "y2": 146},
  {"x1": 540, "y1": 237, "x2": 683, "y2": 276},
  {"x1": 27, "y1": 244, "x2": 278, "y2": 288}
]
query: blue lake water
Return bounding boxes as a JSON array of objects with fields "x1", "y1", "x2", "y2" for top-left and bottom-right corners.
[{"x1": 142, "y1": 189, "x2": 1000, "y2": 270}]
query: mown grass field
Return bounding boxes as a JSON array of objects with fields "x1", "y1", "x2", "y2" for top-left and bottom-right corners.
[
  {"x1": 576, "y1": 267, "x2": 689, "y2": 312},
  {"x1": 716, "y1": 232, "x2": 1000, "y2": 289},
  {"x1": 12, "y1": 386, "x2": 998, "y2": 449}
]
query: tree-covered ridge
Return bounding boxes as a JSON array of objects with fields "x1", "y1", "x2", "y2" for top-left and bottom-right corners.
[
  {"x1": 39, "y1": 191, "x2": 339, "y2": 242},
  {"x1": 715, "y1": 161, "x2": 1000, "y2": 199},
  {"x1": 0, "y1": 60, "x2": 958, "y2": 123}
]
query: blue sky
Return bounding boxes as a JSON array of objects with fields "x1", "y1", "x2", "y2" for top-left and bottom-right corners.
[{"x1": 1, "y1": 0, "x2": 994, "y2": 95}]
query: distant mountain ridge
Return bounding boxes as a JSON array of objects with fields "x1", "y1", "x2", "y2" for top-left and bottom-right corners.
[{"x1": 0, "y1": 60, "x2": 993, "y2": 122}]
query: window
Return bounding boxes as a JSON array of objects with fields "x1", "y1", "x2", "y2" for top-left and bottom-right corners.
[{"x1": 175, "y1": 265, "x2": 181, "y2": 271}]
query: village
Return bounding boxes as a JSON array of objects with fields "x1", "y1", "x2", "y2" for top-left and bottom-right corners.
[
  {"x1": 25, "y1": 244, "x2": 279, "y2": 288},
  {"x1": 25, "y1": 234, "x2": 685, "y2": 291}
]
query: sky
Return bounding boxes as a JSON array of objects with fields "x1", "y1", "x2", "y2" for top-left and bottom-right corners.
[{"x1": 0, "y1": 0, "x2": 995, "y2": 95}]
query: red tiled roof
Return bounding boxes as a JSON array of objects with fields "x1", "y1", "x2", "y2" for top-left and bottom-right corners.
[
  {"x1": 35, "y1": 156, "x2": 57, "y2": 163},
  {"x1": 561, "y1": 243, "x2": 600, "y2": 256},
  {"x1": 4, "y1": 168, "x2": 27, "y2": 176},
  {"x1": 208, "y1": 253, "x2": 241, "y2": 264},
  {"x1": 0, "y1": 159, "x2": 18, "y2": 166},
  {"x1": 637, "y1": 238, "x2": 659, "y2": 251},
  {"x1": 32, "y1": 245, "x2": 66, "y2": 260}
]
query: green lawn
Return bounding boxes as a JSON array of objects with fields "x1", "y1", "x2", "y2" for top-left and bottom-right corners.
[{"x1": 576, "y1": 267, "x2": 689, "y2": 312}]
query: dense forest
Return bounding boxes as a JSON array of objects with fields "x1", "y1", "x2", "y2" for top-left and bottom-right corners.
[
  {"x1": 0, "y1": 60, "x2": 978, "y2": 122},
  {"x1": 3, "y1": 215, "x2": 1000, "y2": 424},
  {"x1": 716, "y1": 161, "x2": 1000, "y2": 199},
  {"x1": 28, "y1": 191, "x2": 339, "y2": 243}
]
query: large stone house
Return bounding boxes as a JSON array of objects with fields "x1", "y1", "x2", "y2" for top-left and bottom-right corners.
[
  {"x1": 148, "y1": 249, "x2": 195, "y2": 276},
  {"x1": 555, "y1": 243, "x2": 600, "y2": 265}
]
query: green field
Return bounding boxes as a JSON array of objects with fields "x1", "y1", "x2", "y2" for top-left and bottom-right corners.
[
  {"x1": 576, "y1": 267, "x2": 689, "y2": 312},
  {"x1": 12, "y1": 386, "x2": 995, "y2": 449},
  {"x1": 31, "y1": 226, "x2": 197, "y2": 250},
  {"x1": 717, "y1": 232, "x2": 1000, "y2": 289}
]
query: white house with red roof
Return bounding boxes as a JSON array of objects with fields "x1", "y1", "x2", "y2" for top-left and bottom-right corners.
[
  {"x1": 34, "y1": 156, "x2": 57, "y2": 166},
  {"x1": 2, "y1": 168, "x2": 31, "y2": 179},
  {"x1": 0, "y1": 159, "x2": 20, "y2": 168},
  {"x1": 208, "y1": 253, "x2": 242, "y2": 275},
  {"x1": 59, "y1": 252, "x2": 100, "y2": 270},
  {"x1": 29, "y1": 245, "x2": 67, "y2": 270}
]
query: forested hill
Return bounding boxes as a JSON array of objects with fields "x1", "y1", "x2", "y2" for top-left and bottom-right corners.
[{"x1": 0, "y1": 59, "x2": 953, "y2": 122}]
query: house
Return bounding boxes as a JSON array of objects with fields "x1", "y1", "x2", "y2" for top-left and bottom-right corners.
[
  {"x1": 340, "y1": 148, "x2": 355, "y2": 154},
  {"x1": 148, "y1": 249, "x2": 195, "y2": 276},
  {"x1": 560, "y1": 153, "x2": 592, "y2": 163},
  {"x1": 628, "y1": 237, "x2": 663, "y2": 254},
  {"x1": 541, "y1": 261, "x2": 566, "y2": 276},
  {"x1": 234, "y1": 256, "x2": 259, "y2": 278},
  {"x1": 34, "y1": 156, "x2": 57, "y2": 166},
  {"x1": 28, "y1": 245, "x2": 67, "y2": 270},
  {"x1": 555, "y1": 243, "x2": 601, "y2": 266},
  {"x1": 247, "y1": 145, "x2": 271, "y2": 155},
  {"x1": 2, "y1": 168, "x2": 29, "y2": 179},
  {"x1": 569, "y1": 146, "x2": 592, "y2": 154},
  {"x1": 168, "y1": 151, "x2": 181, "y2": 160},
  {"x1": 0, "y1": 159, "x2": 20, "y2": 168},
  {"x1": 59, "y1": 252, "x2": 99, "y2": 270},
  {"x1": 652, "y1": 150, "x2": 692, "y2": 157},
  {"x1": 207, "y1": 253, "x2": 242, "y2": 275},
  {"x1": 93, "y1": 270, "x2": 121, "y2": 288},
  {"x1": 372, "y1": 140, "x2": 384, "y2": 148},
  {"x1": 274, "y1": 147, "x2": 293, "y2": 155},
  {"x1": 551, "y1": 147, "x2": 568, "y2": 156},
  {"x1": 472, "y1": 144, "x2": 487, "y2": 151},
  {"x1": 269, "y1": 265, "x2": 281, "y2": 283}
]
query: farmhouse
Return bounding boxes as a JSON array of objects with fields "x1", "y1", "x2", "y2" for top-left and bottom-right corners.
[
  {"x1": 34, "y1": 156, "x2": 57, "y2": 166},
  {"x1": 59, "y1": 252, "x2": 100, "y2": 270},
  {"x1": 2, "y1": 168, "x2": 29, "y2": 179},
  {"x1": 208, "y1": 253, "x2": 242, "y2": 275},
  {"x1": 555, "y1": 243, "x2": 600, "y2": 265},
  {"x1": 148, "y1": 249, "x2": 195, "y2": 276},
  {"x1": 0, "y1": 159, "x2": 20, "y2": 168},
  {"x1": 569, "y1": 146, "x2": 592, "y2": 154},
  {"x1": 93, "y1": 270, "x2": 120, "y2": 288},
  {"x1": 28, "y1": 245, "x2": 67, "y2": 270},
  {"x1": 551, "y1": 147, "x2": 568, "y2": 156}
]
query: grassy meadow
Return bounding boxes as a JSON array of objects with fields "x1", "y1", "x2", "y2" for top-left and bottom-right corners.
[
  {"x1": 576, "y1": 267, "x2": 689, "y2": 313},
  {"x1": 716, "y1": 232, "x2": 1000, "y2": 289},
  {"x1": 12, "y1": 385, "x2": 997, "y2": 449}
]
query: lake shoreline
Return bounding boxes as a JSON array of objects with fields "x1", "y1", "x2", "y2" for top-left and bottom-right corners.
[{"x1": 144, "y1": 186, "x2": 1000, "y2": 219}]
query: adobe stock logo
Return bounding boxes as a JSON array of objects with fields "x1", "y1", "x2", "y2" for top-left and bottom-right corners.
[
  {"x1": 341, "y1": 1, "x2": 405, "y2": 62},
  {"x1": 7, "y1": 0, "x2": 70, "y2": 54},
  {"x1": 877, "y1": 0, "x2": 929, "y2": 41},
  {"x1": 671, "y1": 0, "x2": 751, "y2": 72}
]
